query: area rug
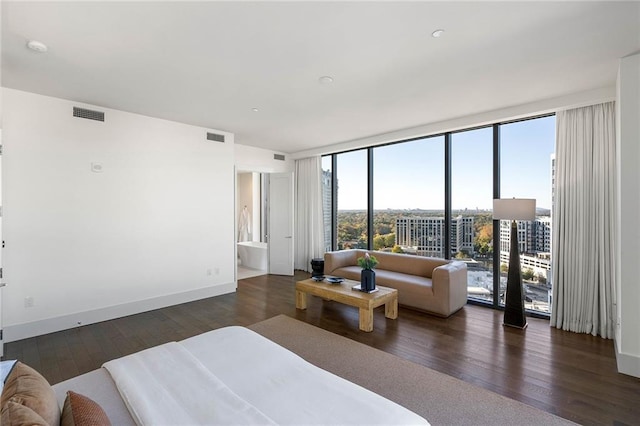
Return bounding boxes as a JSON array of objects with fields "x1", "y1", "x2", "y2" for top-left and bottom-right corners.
[{"x1": 248, "y1": 314, "x2": 575, "y2": 426}]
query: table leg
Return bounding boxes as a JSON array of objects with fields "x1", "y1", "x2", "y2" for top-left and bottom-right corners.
[
  {"x1": 359, "y1": 308, "x2": 374, "y2": 332},
  {"x1": 296, "y1": 290, "x2": 307, "y2": 310},
  {"x1": 385, "y1": 297, "x2": 398, "y2": 319}
]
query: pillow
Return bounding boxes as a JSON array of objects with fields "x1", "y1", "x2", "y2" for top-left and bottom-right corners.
[
  {"x1": 1, "y1": 400, "x2": 50, "y2": 426},
  {"x1": 0, "y1": 362, "x2": 60, "y2": 426},
  {"x1": 61, "y1": 391, "x2": 112, "y2": 426}
]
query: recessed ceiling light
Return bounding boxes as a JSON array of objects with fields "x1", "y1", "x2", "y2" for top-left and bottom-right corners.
[
  {"x1": 431, "y1": 29, "x2": 445, "y2": 38},
  {"x1": 252, "y1": 108, "x2": 259, "y2": 112},
  {"x1": 26, "y1": 40, "x2": 48, "y2": 52},
  {"x1": 318, "y1": 76, "x2": 334, "y2": 85}
]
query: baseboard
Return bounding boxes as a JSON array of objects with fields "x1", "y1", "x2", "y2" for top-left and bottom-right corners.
[
  {"x1": 615, "y1": 338, "x2": 640, "y2": 378},
  {"x1": 3, "y1": 282, "x2": 237, "y2": 343}
]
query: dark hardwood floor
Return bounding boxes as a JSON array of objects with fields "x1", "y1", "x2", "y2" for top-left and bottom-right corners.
[{"x1": 4, "y1": 271, "x2": 639, "y2": 425}]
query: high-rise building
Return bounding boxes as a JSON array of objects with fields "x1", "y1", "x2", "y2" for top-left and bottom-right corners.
[
  {"x1": 551, "y1": 153, "x2": 556, "y2": 211},
  {"x1": 396, "y1": 216, "x2": 474, "y2": 257},
  {"x1": 321, "y1": 169, "x2": 332, "y2": 252},
  {"x1": 499, "y1": 218, "x2": 551, "y2": 254},
  {"x1": 499, "y1": 217, "x2": 552, "y2": 277},
  {"x1": 451, "y1": 216, "x2": 475, "y2": 254}
]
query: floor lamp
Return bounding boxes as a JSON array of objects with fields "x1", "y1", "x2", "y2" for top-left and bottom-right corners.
[{"x1": 493, "y1": 198, "x2": 536, "y2": 329}]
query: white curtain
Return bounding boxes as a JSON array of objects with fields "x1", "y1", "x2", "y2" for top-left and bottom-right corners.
[
  {"x1": 294, "y1": 156, "x2": 325, "y2": 272},
  {"x1": 551, "y1": 101, "x2": 616, "y2": 338}
]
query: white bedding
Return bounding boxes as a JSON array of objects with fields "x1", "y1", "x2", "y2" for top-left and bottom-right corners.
[
  {"x1": 103, "y1": 342, "x2": 276, "y2": 425},
  {"x1": 104, "y1": 326, "x2": 429, "y2": 426}
]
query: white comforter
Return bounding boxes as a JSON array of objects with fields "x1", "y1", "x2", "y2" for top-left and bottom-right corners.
[
  {"x1": 104, "y1": 326, "x2": 429, "y2": 426},
  {"x1": 103, "y1": 342, "x2": 276, "y2": 425}
]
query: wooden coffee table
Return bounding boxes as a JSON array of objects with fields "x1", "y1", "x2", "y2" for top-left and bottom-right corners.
[{"x1": 295, "y1": 277, "x2": 398, "y2": 332}]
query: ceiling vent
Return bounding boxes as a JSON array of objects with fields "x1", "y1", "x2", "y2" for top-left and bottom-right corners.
[
  {"x1": 274, "y1": 154, "x2": 285, "y2": 161},
  {"x1": 73, "y1": 107, "x2": 104, "y2": 122},
  {"x1": 206, "y1": 132, "x2": 225, "y2": 143}
]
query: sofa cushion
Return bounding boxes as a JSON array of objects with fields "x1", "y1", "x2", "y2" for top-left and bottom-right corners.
[
  {"x1": 374, "y1": 251, "x2": 448, "y2": 277},
  {"x1": 374, "y1": 269, "x2": 432, "y2": 289},
  {"x1": 373, "y1": 270, "x2": 433, "y2": 306}
]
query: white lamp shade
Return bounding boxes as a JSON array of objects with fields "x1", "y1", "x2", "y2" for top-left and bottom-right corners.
[{"x1": 493, "y1": 198, "x2": 536, "y2": 220}]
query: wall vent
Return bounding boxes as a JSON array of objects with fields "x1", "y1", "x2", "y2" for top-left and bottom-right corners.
[
  {"x1": 73, "y1": 107, "x2": 105, "y2": 122},
  {"x1": 274, "y1": 154, "x2": 285, "y2": 161},
  {"x1": 206, "y1": 132, "x2": 225, "y2": 143}
]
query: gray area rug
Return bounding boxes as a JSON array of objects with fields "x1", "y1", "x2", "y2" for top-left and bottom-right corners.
[{"x1": 249, "y1": 314, "x2": 575, "y2": 426}]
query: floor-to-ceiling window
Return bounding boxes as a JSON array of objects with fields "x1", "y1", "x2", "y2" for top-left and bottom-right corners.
[
  {"x1": 321, "y1": 156, "x2": 333, "y2": 252},
  {"x1": 336, "y1": 149, "x2": 368, "y2": 250},
  {"x1": 372, "y1": 136, "x2": 444, "y2": 256},
  {"x1": 499, "y1": 116, "x2": 555, "y2": 314},
  {"x1": 451, "y1": 127, "x2": 495, "y2": 304},
  {"x1": 323, "y1": 114, "x2": 555, "y2": 316}
]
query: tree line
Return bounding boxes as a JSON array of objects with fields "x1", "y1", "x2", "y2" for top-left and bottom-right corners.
[{"x1": 337, "y1": 210, "x2": 494, "y2": 256}]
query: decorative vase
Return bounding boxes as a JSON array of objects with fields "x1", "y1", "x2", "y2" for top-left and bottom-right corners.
[{"x1": 361, "y1": 269, "x2": 376, "y2": 292}]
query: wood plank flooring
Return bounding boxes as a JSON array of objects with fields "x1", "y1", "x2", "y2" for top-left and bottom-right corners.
[{"x1": 3, "y1": 271, "x2": 639, "y2": 425}]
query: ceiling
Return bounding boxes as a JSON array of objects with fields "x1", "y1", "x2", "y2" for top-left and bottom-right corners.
[{"x1": 2, "y1": 1, "x2": 639, "y2": 154}]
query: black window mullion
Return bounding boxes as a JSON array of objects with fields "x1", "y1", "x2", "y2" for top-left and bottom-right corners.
[
  {"x1": 444, "y1": 133, "x2": 452, "y2": 259},
  {"x1": 367, "y1": 148, "x2": 374, "y2": 250},
  {"x1": 331, "y1": 154, "x2": 338, "y2": 251},
  {"x1": 492, "y1": 124, "x2": 501, "y2": 308}
]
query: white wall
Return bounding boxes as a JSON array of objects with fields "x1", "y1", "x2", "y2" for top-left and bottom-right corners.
[
  {"x1": 2, "y1": 89, "x2": 236, "y2": 342},
  {"x1": 235, "y1": 144, "x2": 293, "y2": 174},
  {"x1": 615, "y1": 53, "x2": 640, "y2": 378}
]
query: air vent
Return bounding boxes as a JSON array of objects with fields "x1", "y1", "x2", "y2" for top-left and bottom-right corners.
[
  {"x1": 274, "y1": 154, "x2": 285, "y2": 161},
  {"x1": 73, "y1": 107, "x2": 104, "y2": 122},
  {"x1": 206, "y1": 132, "x2": 225, "y2": 143}
]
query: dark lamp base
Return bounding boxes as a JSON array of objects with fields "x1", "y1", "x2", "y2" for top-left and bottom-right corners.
[
  {"x1": 504, "y1": 220, "x2": 527, "y2": 331},
  {"x1": 503, "y1": 322, "x2": 528, "y2": 329}
]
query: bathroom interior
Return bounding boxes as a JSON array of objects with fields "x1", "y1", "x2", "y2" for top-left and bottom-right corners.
[{"x1": 236, "y1": 171, "x2": 268, "y2": 279}]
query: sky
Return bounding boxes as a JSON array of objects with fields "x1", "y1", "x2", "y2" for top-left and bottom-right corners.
[{"x1": 324, "y1": 115, "x2": 555, "y2": 211}]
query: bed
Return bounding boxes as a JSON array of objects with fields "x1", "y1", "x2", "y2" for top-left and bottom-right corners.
[{"x1": 2, "y1": 325, "x2": 429, "y2": 425}]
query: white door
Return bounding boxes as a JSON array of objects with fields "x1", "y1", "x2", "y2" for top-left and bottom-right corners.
[
  {"x1": 0, "y1": 133, "x2": 4, "y2": 357},
  {"x1": 268, "y1": 172, "x2": 294, "y2": 275}
]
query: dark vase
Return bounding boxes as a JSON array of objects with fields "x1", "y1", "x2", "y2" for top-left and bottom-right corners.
[{"x1": 361, "y1": 269, "x2": 376, "y2": 292}]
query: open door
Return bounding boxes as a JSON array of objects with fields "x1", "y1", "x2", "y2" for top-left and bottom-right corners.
[{"x1": 268, "y1": 172, "x2": 294, "y2": 276}]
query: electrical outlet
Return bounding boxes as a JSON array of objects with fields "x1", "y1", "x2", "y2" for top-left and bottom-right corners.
[
  {"x1": 207, "y1": 269, "x2": 212, "y2": 276},
  {"x1": 24, "y1": 297, "x2": 34, "y2": 308},
  {"x1": 214, "y1": 268, "x2": 220, "y2": 275}
]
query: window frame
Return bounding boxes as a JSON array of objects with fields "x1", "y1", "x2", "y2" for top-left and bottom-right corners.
[{"x1": 322, "y1": 113, "x2": 555, "y2": 318}]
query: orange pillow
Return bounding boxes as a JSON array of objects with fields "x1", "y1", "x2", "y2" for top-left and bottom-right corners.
[
  {"x1": 0, "y1": 362, "x2": 60, "y2": 426},
  {"x1": 1, "y1": 400, "x2": 49, "y2": 426},
  {"x1": 61, "y1": 391, "x2": 111, "y2": 426}
]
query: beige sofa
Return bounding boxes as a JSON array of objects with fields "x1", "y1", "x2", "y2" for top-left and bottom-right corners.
[{"x1": 324, "y1": 249, "x2": 468, "y2": 317}]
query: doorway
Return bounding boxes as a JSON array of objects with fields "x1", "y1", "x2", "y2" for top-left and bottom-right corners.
[{"x1": 236, "y1": 171, "x2": 267, "y2": 279}]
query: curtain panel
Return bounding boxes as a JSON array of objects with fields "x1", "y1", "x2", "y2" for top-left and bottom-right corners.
[
  {"x1": 294, "y1": 157, "x2": 325, "y2": 272},
  {"x1": 551, "y1": 101, "x2": 616, "y2": 338}
]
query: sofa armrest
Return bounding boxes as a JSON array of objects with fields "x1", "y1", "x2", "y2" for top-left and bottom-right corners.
[
  {"x1": 432, "y1": 261, "x2": 468, "y2": 313},
  {"x1": 324, "y1": 250, "x2": 359, "y2": 275}
]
